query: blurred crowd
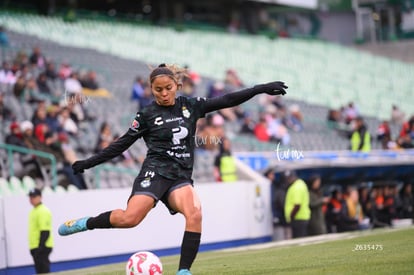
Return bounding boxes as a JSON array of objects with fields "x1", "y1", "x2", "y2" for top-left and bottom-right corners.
[
  {"x1": 268, "y1": 169, "x2": 413, "y2": 241},
  {"x1": 0, "y1": 45, "x2": 124, "y2": 189},
  {"x1": 328, "y1": 102, "x2": 414, "y2": 151},
  {"x1": 1, "y1": 31, "x2": 413, "y2": 191}
]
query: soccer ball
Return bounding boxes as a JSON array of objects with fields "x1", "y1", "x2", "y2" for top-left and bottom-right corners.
[{"x1": 126, "y1": 251, "x2": 163, "y2": 275}]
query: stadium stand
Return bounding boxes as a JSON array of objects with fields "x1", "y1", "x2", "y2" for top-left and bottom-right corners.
[{"x1": 0, "y1": 12, "x2": 413, "y2": 190}]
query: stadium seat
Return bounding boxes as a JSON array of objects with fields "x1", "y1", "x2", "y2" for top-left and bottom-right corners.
[
  {"x1": 67, "y1": 184, "x2": 79, "y2": 192},
  {"x1": 22, "y1": 175, "x2": 36, "y2": 192},
  {"x1": 42, "y1": 186, "x2": 54, "y2": 195},
  {"x1": 54, "y1": 185, "x2": 67, "y2": 194},
  {"x1": 8, "y1": 176, "x2": 26, "y2": 195},
  {"x1": 0, "y1": 178, "x2": 12, "y2": 197}
]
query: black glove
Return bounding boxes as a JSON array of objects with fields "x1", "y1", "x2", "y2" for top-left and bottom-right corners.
[
  {"x1": 72, "y1": 160, "x2": 89, "y2": 174},
  {"x1": 254, "y1": 81, "x2": 288, "y2": 96}
]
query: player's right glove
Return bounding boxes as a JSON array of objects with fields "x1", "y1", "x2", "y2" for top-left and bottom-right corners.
[
  {"x1": 72, "y1": 160, "x2": 89, "y2": 174},
  {"x1": 253, "y1": 81, "x2": 288, "y2": 96}
]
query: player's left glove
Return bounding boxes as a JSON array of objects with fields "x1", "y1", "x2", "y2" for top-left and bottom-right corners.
[
  {"x1": 72, "y1": 160, "x2": 89, "y2": 174},
  {"x1": 254, "y1": 81, "x2": 288, "y2": 96}
]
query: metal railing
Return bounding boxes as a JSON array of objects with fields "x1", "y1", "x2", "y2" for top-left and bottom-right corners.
[{"x1": 0, "y1": 143, "x2": 58, "y2": 188}]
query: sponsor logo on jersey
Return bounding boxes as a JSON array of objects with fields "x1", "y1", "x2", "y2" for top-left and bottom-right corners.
[
  {"x1": 182, "y1": 106, "x2": 190, "y2": 118},
  {"x1": 166, "y1": 117, "x2": 183, "y2": 123},
  {"x1": 154, "y1": 117, "x2": 164, "y2": 125},
  {"x1": 140, "y1": 177, "x2": 151, "y2": 188}
]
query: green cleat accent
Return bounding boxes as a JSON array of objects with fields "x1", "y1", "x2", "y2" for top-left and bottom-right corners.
[{"x1": 58, "y1": 217, "x2": 89, "y2": 236}]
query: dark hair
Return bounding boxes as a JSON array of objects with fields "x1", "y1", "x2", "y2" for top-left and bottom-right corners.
[
  {"x1": 149, "y1": 64, "x2": 174, "y2": 83},
  {"x1": 149, "y1": 63, "x2": 187, "y2": 86}
]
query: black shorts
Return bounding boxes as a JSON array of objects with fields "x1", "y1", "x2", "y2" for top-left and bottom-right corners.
[{"x1": 129, "y1": 170, "x2": 193, "y2": 215}]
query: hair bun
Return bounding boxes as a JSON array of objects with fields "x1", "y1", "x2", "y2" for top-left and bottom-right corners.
[{"x1": 158, "y1": 63, "x2": 166, "y2": 67}]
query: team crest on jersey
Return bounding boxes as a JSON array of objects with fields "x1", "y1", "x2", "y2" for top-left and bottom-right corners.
[
  {"x1": 140, "y1": 177, "x2": 151, "y2": 188},
  {"x1": 131, "y1": 119, "x2": 139, "y2": 130},
  {"x1": 182, "y1": 106, "x2": 190, "y2": 118}
]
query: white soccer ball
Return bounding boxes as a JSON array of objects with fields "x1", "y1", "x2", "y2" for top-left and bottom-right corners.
[{"x1": 126, "y1": 251, "x2": 163, "y2": 275}]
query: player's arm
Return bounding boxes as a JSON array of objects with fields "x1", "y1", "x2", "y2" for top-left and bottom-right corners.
[
  {"x1": 72, "y1": 113, "x2": 147, "y2": 174},
  {"x1": 203, "y1": 81, "x2": 288, "y2": 113}
]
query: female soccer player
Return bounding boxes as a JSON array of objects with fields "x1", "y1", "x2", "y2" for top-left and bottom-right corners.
[{"x1": 58, "y1": 64, "x2": 288, "y2": 275}]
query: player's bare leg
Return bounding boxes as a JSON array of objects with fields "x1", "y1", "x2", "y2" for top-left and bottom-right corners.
[
  {"x1": 58, "y1": 194, "x2": 154, "y2": 235},
  {"x1": 168, "y1": 184, "x2": 202, "y2": 275}
]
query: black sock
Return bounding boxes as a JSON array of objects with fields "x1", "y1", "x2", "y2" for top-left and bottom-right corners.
[
  {"x1": 179, "y1": 231, "x2": 201, "y2": 271},
  {"x1": 86, "y1": 211, "x2": 113, "y2": 229}
]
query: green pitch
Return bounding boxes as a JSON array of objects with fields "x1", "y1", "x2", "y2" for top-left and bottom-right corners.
[{"x1": 52, "y1": 226, "x2": 414, "y2": 275}]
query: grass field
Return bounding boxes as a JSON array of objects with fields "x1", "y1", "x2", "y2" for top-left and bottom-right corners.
[{"x1": 52, "y1": 226, "x2": 414, "y2": 275}]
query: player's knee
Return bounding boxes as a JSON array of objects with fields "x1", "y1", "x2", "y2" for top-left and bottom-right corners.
[
  {"x1": 121, "y1": 213, "x2": 145, "y2": 227},
  {"x1": 187, "y1": 207, "x2": 202, "y2": 225}
]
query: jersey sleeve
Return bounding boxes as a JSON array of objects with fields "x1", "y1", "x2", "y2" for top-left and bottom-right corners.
[
  {"x1": 188, "y1": 96, "x2": 208, "y2": 119},
  {"x1": 84, "y1": 112, "x2": 146, "y2": 168}
]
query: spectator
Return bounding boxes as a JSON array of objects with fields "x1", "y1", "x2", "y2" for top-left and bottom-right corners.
[
  {"x1": 207, "y1": 81, "x2": 225, "y2": 99},
  {"x1": 195, "y1": 113, "x2": 225, "y2": 151},
  {"x1": 36, "y1": 72, "x2": 52, "y2": 96},
  {"x1": 266, "y1": 106, "x2": 290, "y2": 145},
  {"x1": 180, "y1": 65, "x2": 198, "y2": 96},
  {"x1": 0, "y1": 25, "x2": 9, "y2": 47},
  {"x1": 395, "y1": 116, "x2": 414, "y2": 148},
  {"x1": 24, "y1": 78, "x2": 47, "y2": 104},
  {"x1": 94, "y1": 121, "x2": 114, "y2": 153},
  {"x1": 376, "y1": 120, "x2": 391, "y2": 149},
  {"x1": 344, "y1": 102, "x2": 359, "y2": 124},
  {"x1": 341, "y1": 187, "x2": 370, "y2": 231},
  {"x1": 254, "y1": 115, "x2": 270, "y2": 142},
  {"x1": 399, "y1": 183, "x2": 413, "y2": 219},
  {"x1": 0, "y1": 91, "x2": 14, "y2": 121},
  {"x1": 266, "y1": 169, "x2": 290, "y2": 241},
  {"x1": 224, "y1": 68, "x2": 244, "y2": 90},
  {"x1": 132, "y1": 78, "x2": 153, "y2": 110},
  {"x1": 286, "y1": 104, "x2": 303, "y2": 132},
  {"x1": 44, "y1": 61, "x2": 58, "y2": 80},
  {"x1": 64, "y1": 72, "x2": 82, "y2": 95},
  {"x1": 0, "y1": 61, "x2": 16, "y2": 85},
  {"x1": 28, "y1": 188, "x2": 54, "y2": 274},
  {"x1": 131, "y1": 76, "x2": 145, "y2": 100},
  {"x1": 239, "y1": 112, "x2": 255, "y2": 135},
  {"x1": 327, "y1": 108, "x2": 341, "y2": 126},
  {"x1": 307, "y1": 174, "x2": 328, "y2": 236},
  {"x1": 13, "y1": 76, "x2": 26, "y2": 101},
  {"x1": 284, "y1": 170, "x2": 310, "y2": 238},
  {"x1": 5, "y1": 121, "x2": 25, "y2": 147},
  {"x1": 29, "y1": 47, "x2": 46, "y2": 69},
  {"x1": 350, "y1": 117, "x2": 371, "y2": 152},
  {"x1": 213, "y1": 137, "x2": 238, "y2": 182},
  {"x1": 391, "y1": 104, "x2": 405, "y2": 125},
  {"x1": 80, "y1": 70, "x2": 99, "y2": 90},
  {"x1": 325, "y1": 189, "x2": 343, "y2": 233},
  {"x1": 371, "y1": 186, "x2": 391, "y2": 228},
  {"x1": 20, "y1": 120, "x2": 44, "y2": 179},
  {"x1": 58, "y1": 106, "x2": 78, "y2": 136},
  {"x1": 358, "y1": 185, "x2": 373, "y2": 224},
  {"x1": 31, "y1": 103, "x2": 48, "y2": 127},
  {"x1": 58, "y1": 62, "x2": 72, "y2": 80},
  {"x1": 45, "y1": 104, "x2": 62, "y2": 134}
]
